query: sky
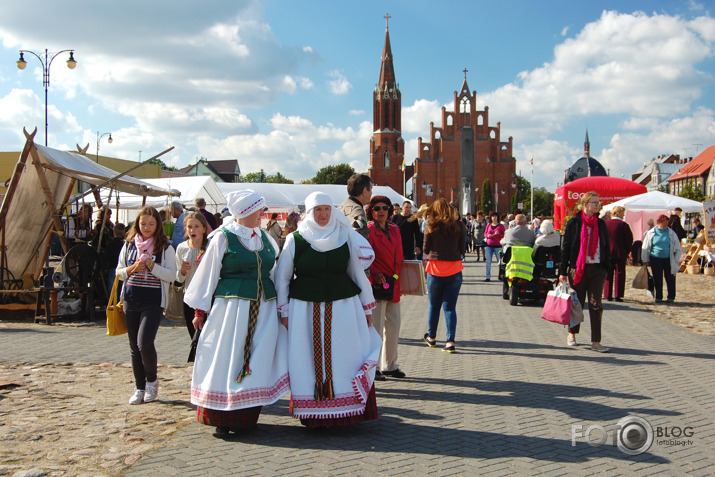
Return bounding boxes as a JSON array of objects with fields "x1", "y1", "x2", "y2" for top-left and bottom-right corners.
[{"x1": 0, "y1": 0, "x2": 714, "y2": 193}]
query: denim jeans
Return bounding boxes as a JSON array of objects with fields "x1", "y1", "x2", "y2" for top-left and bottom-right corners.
[
  {"x1": 485, "y1": 246, "x2": 501, "y2": 279},
  {"x1": 426, "y1": 272, "x2": 463, "y2": 343}
]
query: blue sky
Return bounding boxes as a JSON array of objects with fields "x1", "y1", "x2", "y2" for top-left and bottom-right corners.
[{"x1": 0, "y1": 0, "x2": 713, "y2": 192}]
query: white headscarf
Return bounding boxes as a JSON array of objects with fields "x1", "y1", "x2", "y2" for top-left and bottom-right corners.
[
  {"x1": 209, "y1": 189, "x2": 265, "y2": 239},
  {"x1": 298, "y1": 192, "x2": 350, "y2": 252},
  {"x1": 226, "y1": 189, "x2": 265, "y2": 219}
]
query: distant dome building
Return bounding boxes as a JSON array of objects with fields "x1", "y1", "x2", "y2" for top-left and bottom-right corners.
[{"x1": 564, "y1": 130, "x2": 608, "y2": 184}]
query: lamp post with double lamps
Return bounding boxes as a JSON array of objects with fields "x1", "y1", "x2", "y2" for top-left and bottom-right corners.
[
  {"x1": 16, "y1": 48, "x2": 77, "y2": 146},
  {"x1": 96, "y1": 131, "x2": 113, "y2": 163}
]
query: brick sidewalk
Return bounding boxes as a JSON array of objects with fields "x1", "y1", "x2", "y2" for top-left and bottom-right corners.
[{"x1": 2, "y1": 258, "x2": 713, "y2": 475}]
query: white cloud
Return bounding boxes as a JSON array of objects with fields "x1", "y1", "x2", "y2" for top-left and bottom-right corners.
[
  {"x1": 481, "y1": 11, "x2": 715, "y2": 142},
  {"x1": 560, "y1": 26, "x2": 569, "y2": 36},
  {"x1": 401, "y1": 99, "x2": 443, "y2": 135},
  {"x1": 327, "y1": 70, "x2": 351, "y2": 95}
]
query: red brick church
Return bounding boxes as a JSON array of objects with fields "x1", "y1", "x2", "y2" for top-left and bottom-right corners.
[{"x1": 368, "y1": 16, "x2": 517, "y2": 215}]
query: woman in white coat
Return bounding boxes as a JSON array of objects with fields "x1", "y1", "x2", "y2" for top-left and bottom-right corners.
[
  {"x1": 275, "y1": 192, "x2": 382, "y2": 428},
  {"x1": 185, "y1": 190, "x2": 289, "y2": 438}
]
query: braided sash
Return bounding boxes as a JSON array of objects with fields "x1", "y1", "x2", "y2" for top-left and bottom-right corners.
[
  {"x1": 312, "y1": 301, "x2": 335, "y2": 401},
  {"x1": 237, "y1": 279, "x2": 262, "y2": 383}
]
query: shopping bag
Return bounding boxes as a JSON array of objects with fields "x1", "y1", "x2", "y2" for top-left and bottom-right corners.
[
  {"x1": 164, "y1": 282, "x2": 185, "y2": 322},
  {"x1": 646, "y1": 268, "x2": 655, "y2": 298},
  {"x1": 188, "y1": 328, "x2": 201, "y2": 363},
  {"x1": 541, "y1": 281, "x2": 572, "y2": 325},
  {"x1": 569, "y1": 287, "x2": 584, "y2": 327},
  {"x1": 106, "y1": 278, "x2": 127, "y2": 336},
  {"x1": 631, "y1": 265, "x2": 648, "y2": 289},
  {"x1": 400, "y1": 260, "x2": 426, "y2": 296}
]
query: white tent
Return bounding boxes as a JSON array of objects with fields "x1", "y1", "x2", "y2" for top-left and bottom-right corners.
[
  {"x1": 0, "y1": 136, "x2": 176, "y2": 279},
  {"x1": 602, "y1": 191, "x2": 703, "y2": 239},
  {"x1": 108, "y1": 176, "x2": 226, "y2": 224},
  {"x1": 215, "y1": 183, "x2": 412, "y2": 210},
  {"x1": 215, "y1": 183, "x2": 413, "y2": 227}
]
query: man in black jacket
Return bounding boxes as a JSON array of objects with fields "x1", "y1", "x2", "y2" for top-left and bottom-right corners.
[
  {"x1": 391, "y1": 201, "x2": 422, "y2": 260},
  {"x1": 668, "y1": 207, "x2": 687, "y2": 241}
]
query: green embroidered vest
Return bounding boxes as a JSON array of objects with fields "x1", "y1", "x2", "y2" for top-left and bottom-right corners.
[
  {"x1": 289, "y1": 232, "x2": 360, "y2": 302},
  {"x1": 214, "y1": 228, "x2": 277, "y2": 301}
]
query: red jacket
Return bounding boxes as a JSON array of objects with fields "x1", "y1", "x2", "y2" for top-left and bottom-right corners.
[
  {"x1": 606, "y1": 218, "x2": 633, "y2": 261},
  {"x1": 367, "y1": 222, "x2": 404, "y2": 302}
]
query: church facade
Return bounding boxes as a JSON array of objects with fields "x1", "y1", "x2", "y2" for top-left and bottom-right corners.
[{"x1": 368, "y1": 17, "x2": 517, "y2": 216}]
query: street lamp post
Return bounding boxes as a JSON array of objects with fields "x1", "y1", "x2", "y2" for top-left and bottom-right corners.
[
  {"x1": 17, "y1": 48, "x2": 77, "y2": 146},
  {"x1": 96, "y1": 131, "x2": 113, "y2": 163}
]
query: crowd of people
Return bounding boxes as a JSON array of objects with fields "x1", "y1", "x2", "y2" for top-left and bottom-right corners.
[{"x1": 96, "y1": 176, "x2": 703, "y2": 438}]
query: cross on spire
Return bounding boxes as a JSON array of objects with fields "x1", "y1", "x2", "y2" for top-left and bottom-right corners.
[
  {"x1": 384, "y1": 13, "x2": 391, "y2": 29},
  {"x1": 463, "y1": 67, "x2": 468, "y2": 81}
]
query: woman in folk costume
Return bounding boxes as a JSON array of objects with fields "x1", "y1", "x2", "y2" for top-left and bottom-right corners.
[
  {"x1": 275, "y1": 191, "x2": 382, "y2": 428},
  {"x1": 185, "y1": 190, "x2": 289, "y2": 438}
]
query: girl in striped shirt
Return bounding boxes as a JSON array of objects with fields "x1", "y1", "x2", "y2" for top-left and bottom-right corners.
[{"x1": 116, "y1": 206, "x2": 177, "y2": 405}]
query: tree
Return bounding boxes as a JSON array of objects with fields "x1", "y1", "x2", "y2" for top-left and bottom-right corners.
[
  {"x1": 530, "y1": 187, "x2": 555, "y2": 217},
  {"x1": 678, "y1": 180, "x2": 706, "y2": 202},
  {"x1": 511, "y1": 175, "x2": 531, "y2": 212},
  {"x1": 312, "y1": 164, "x2": 356, "y2": 184},
  {"x1": 266, "y1": 172, "x2": 294, "y2": 184},
  {"x1": 243, "y1": 170, "x2": 266, "y2": 183},
  {"x1": 147, "y1": 157, "x2": 177, "y2": 171},
  {"x1": 481, "y1": 179, "x2": 493, "y2": 214}
]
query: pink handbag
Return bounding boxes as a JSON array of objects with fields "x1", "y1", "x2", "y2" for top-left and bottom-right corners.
[{"x1": 541, "y1": 282, "x2": 572, "y2": 325}]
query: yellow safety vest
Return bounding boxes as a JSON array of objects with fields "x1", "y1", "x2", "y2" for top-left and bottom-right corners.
[{"x1": 506, "y1": 246, "x2": 535, "y2": 283}]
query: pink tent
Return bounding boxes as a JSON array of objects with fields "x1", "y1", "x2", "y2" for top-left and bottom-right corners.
[{"x1": 553, "y1": 176, "x2": 647, "y2": 230}]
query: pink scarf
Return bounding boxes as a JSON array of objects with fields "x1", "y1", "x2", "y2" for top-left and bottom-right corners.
[
  {"x1": 133, "y1": 234, "x2": 154, "y2": 264},
  {"x1": 573, "y1": 211, "x2": 599, "y2": 284}
]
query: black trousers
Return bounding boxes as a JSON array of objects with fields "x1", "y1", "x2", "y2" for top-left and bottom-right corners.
[
  {"x1": 124, "y1": 302, "x2": 163, "y2": 390},
  {"x1": 650, "y1": 256, "x2": 676, "y2": 300},
  {"x1": 568, "y1": 264, "x2": 606, "y2": 343}
]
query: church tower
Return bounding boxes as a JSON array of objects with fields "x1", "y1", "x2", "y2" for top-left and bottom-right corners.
[{"x1": 369, "y1": 14, "x2": 405, "y2": 193}]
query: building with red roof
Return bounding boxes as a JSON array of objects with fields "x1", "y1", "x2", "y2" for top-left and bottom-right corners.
[{"x1": 667, "y1": 145, "x2": 714, "y2": 196}]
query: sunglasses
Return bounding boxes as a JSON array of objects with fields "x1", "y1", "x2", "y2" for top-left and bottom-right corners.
[{"x1": 372, "y1": 205, "x2": 391, "y2": 212}]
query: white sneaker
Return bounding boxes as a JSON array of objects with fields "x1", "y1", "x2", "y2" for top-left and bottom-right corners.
[
  {"x1": 129, "y1": 389, "x2": 145, "y2": 405},
  {"x1": 144, "y1": 380, "x2": 159, "y2": 403}
]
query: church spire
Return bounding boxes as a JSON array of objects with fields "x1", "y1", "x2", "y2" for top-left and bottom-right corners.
[
  {"x1": 584, "y1": 129, "x2": 591, "y2": 158},
  {"x1": 378, "y1": 13, "x2": 396, "y2": 89},
  {"x1": 460, "y1": 67, "x2": 470, "y2": 94}
]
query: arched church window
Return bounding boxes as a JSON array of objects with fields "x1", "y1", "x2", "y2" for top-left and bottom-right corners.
[
  {"x1": 384, "y1": 150, "x2": 390, "y2": 168},
  {"x1": 447, "y1": 115, "x2": 453, "y2": 126},
  {"x1": 435, "y1": 131, "x2": 441, "y2": 140},
  {"x1": 477, "y1": 115, "x2": 484, "y2": 126}
]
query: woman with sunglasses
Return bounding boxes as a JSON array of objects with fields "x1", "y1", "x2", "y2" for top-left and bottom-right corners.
[
  {"x1": 367, "y1": 196, "x2": 406, "y2": 379},
  {"x1": 558, "y1": 191, "x2": 611, "y2": 352}
]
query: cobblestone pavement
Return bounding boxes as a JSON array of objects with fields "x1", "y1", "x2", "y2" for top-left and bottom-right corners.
[{"x1": 1, "y1": 258, "x2": 714, "y2": 476}]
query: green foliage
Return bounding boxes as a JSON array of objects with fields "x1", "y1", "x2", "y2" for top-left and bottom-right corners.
[
  {"x1": 481, "y1": 179, "x2": 493, "y2": 213},
  {"x1": 243, "y1": 170, "x2": 266, "y2": 183},
  {"x1": 266, "y1": 172, "x2": 294, "y2": 184},
  {"x1": 242, "y1": 169, "x2": 294, "y2": 183},
  {"x1": 147, "y1": 157, "x2": 177, "y2": 171},
  {"x1": 530, "y1": 187, "x2": 556, "y2": 217},
  {"x1": 511, "y1": 175, "x2": 531, "y2": 212},
  {"x1": 678, "y1": 180, "x2": 706, "y2": 202},
  {"x1": 311, "y1": 164, "x2": 356, "y2": 185}
]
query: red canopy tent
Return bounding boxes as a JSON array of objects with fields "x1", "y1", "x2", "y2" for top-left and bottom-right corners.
[{"x1": 553, "y1": 176, "x2": 646, "y2": 230}]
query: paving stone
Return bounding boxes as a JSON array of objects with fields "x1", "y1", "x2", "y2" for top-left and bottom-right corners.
[{"x1": 2, "y1": 259, "x2": 714, "y2": 475}]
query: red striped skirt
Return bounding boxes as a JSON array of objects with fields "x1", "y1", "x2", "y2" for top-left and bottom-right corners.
[
  {"x1": 300, "y1": 385, "x2": 378, "y2": 428},
  {"x1": 197, "y1": 405, "x2": 262, "y2": 430}
]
